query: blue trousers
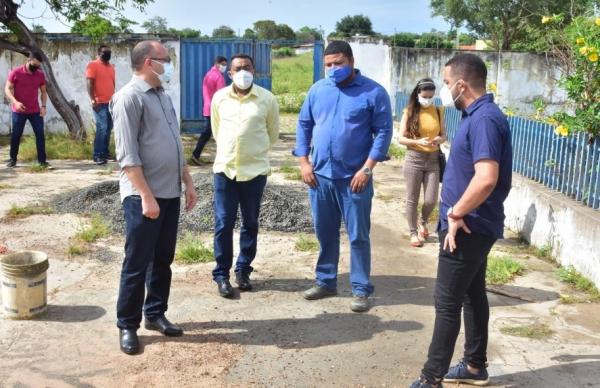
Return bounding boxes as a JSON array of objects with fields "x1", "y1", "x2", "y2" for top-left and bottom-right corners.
[
  {"x1": 9, "y1": 112, "x2": 45, "y2": 163},
  {"x1": 116, "y1": 196, "x2": 180, "y2": 329},
  {"x1": 309, "y1": 174, "x2": 374, "y2": 296},
  {"x1": 93, "y1": 103, "x2": 113, "y2": 160},
  {"x1": 212, "y1": 173, "x2": 267, "y2": 281},
  {"x1": 192, "y1": 116, "x2": 212, "y2": 158}
]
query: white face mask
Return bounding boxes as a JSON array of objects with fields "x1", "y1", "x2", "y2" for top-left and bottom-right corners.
[
  {"x1": 440, "y1": 81, "x2": 462, "y2": 108},
  {"x1": 232, "y1": 70, "x2": 253, "y2": 90},
  {"x1": 152, "y1": 60, "x2": 174, "y2": 84},
  {"x1": 418, "y1": 96, "x2": 434, "y2": 108},
  {"x1": 218, "y1": 64, "x2": 227, "y2": 73}
]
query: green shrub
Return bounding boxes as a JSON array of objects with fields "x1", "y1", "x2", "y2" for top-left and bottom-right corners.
[
  {"x1": 175, "y1": 234, "x2": 214, "y2": 264},
  {"x1": 486, "y1": 255, "x2": 524, "y2": 285},
  {"x1": 273, "y1": 47, "x2": 296, "y2": 57},
  {"x1": 76, "y1": 213, "x2": 110, "y2": 243}
]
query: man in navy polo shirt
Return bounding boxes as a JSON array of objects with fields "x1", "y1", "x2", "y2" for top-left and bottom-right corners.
[
  {"x1": 294, "y1": 40, "x2": 392, "y2": 313},
  {"x1": 411, "y1": 53, "x2": 512, "y2": 388}
]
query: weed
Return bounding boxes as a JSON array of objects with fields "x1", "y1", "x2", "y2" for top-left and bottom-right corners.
[
  {"x1": 0, "y1": 183, "x2": 14, "y2": 190},
  {"x1": 500, "y1": 323, "x2": 554, "y2": 339},
  {"x1": 557, "y1": 266, "x2": 600, "y2": 302},
  {"x1": 388, "y1": 143, "x2": 406, "y2": 159},
  {"x1": 175, "y1": 234, "x2": 214, "y2": 264},
  {"x1": 75, "y1": 214, "x2": 110, "y2": 243},
  {"x1": 486, "y1": 255, "x2": 524, "y2": 285},
  {"x1": 295, "y1": 233, "x2": 319, "y2": 252},
  {"x1": 68, "y1": 242, "x2": 87, "y2": 256},
  {"x1": 18, "y1": 132, "x2": 115, "y2": 161},
  {"x1": 26, "y1": 163, "x2": 51, "y2": 173},
  {"x1": 6, "y1": 203, "x2": 54, "y2": 219},
  {"x1": 97, "y1": 165, "x2": 115, "y2": 175},
  {"x1": 279, "y1": 163, "x2": 302, "y2": 181}
]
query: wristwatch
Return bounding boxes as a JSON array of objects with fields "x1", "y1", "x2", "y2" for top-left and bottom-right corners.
[
  {"x1": 362, "y1": 166, "x2": 372, "y2": 176},
  {"x1": 447, "y1": 206, "x2": 462, "y2": 220}
]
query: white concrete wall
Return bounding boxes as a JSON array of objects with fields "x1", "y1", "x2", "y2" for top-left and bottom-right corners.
[
  {"x1": 0, "y1": 36, "x2": 180, "y2": 135},
  {"x1": 347, "y1": 39, "x2": 392, "y2": 95},
  {"x1": 505, "y1": 174, "x2": 600, "y2": 288}
]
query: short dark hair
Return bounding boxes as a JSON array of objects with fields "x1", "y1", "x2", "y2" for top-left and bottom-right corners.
[
  {"x1": 324, "y1": 40, "x2": 353, "y2": 59},
  {"x1": 131, "y1": 40, "x2": 156, "y2": 71},
  {"x1": 28, "y1": 51, "x2": 43, "y2": 62},
  {"x1": 215, "y1": 56, "x2": 227, "y2": 64},
  {"x1": 445, "y1": 53, "x2": 487, "y2": 90},
  {"x1": 98, "y1": 45, "x2": 110, "y2": 54},
  {"x1": 230, "y1": 53, "x2": 254, "y2": 66}
]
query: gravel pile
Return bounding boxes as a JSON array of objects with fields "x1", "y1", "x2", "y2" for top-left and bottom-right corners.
[{"x1": 52, "y1": 173, "x2": 313, "y2": 234}]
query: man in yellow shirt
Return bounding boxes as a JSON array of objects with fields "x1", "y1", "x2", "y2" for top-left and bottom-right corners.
[{"x1": 211, "y1": 53, "x2": 279, "y2": 297}]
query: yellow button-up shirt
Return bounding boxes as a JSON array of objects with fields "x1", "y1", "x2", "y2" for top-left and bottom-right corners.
[{"x1": 211, "y1": 84, "x2": 280, "y2": 181}]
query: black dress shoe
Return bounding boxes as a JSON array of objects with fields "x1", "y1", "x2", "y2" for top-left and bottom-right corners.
[
  {"x1": 217, "y1": 279, "x2": 234, "y2": 298},
  {"x1": 145, "y1": 315, "x2": 183, "y2": 337},
  {"x1": 235, "y1": 272, "x2": 253, "y2": 291},
  {"x1": 119, "y1": 329, "x2": 139, "y2": 355}
]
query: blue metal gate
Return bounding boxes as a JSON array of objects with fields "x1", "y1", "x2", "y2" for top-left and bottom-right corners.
[
  {"x1": 313, "y1": 41, "x2": 324, "y2": 84},
  {"x1": 180, "y1": 39, "x2": 272, "y2": 132}
]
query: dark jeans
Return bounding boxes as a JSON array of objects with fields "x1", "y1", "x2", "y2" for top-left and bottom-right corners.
[
  {"x1": 116, "y1": 196, "x2": 181, "y2": 330},
  {"x1": 212, "y1": 173, "x2": 267, "y2": 281},
  {"x1": 93, "y1": 103, "x2": 113, "y2": 160},
  {"x1": 422, "y1": 229, "x2": 496, "y2": 381},
  {"x1": 10, "y1": 112, "x2": 46, "y2": 163},
  {"x1": 192, "y1": 116, "x2": 212, "y2": 158}
]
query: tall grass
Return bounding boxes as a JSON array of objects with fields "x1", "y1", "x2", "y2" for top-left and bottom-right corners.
[
  {"x1": 18, "y1": 132, "x2": 115, "y2": 161},
  {"x1": 273, "y1": 52, "x2": 313, "y2": 113}
]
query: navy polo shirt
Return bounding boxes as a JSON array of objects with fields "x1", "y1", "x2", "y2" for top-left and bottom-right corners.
[{"x1": 439, "y1": 93, "x2": 513, "y2": 239}]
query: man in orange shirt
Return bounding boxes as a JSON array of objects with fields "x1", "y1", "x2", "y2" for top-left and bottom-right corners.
[{"x1": 87, "y1": 45, "x2": 116, "y2": 165}]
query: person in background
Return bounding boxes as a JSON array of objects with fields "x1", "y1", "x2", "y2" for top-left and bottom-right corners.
[
  {"x1": 398, "y1": 78, "x2": 446, "y2": 248},
  {"x1": 190, "y1": 55, "x2": 227, "y2": 165},
  {"x1": 210, "y1": 53, "x2": 279, "y2": 298},
  {"x1": 111, "y1": 40, "x2": 198, "y2": 355},
  {"x1": 410, "y1": 53, "x2": 513, "y2": 388},
  {"x1": 5, "y1": 52, "x2": 48, "y2": 168},
  {"x1": 87, "y1": 44, "x2": 116, "y2": 165},
  {"x1": 294, "y1": 40, "x2": 393, "y2": 313}
]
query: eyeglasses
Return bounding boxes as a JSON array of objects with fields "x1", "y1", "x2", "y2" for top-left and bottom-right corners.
[{"x1": 150, "y1": 56, "x2": 171, "y2": 64}]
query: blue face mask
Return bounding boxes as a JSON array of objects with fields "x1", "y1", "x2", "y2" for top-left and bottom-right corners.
[{"x1": 327, "y1": 65, "x2": 353, "y2": 84}]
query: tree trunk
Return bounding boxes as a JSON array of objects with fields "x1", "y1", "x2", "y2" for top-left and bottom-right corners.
[{"x1": 0, "y1": 0, "x2": 85, "y2": 138}]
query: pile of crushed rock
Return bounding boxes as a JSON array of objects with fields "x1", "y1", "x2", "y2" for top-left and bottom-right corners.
[{"x1": 52, "y1": 173, "x2": 313, "y2": 234}]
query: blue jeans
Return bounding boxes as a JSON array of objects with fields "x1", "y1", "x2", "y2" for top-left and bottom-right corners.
[
  {"x1": 116, "y1": 196, "x2": 180, "y2": 329},
  {"x1": 309, "y1": 174, "x2": 374, "y2": 296},
  {"x1": 10, "y1": 112, "x2": 46, "y2": 163},
  {"x1": 212, "y1": 173, "x2": 267, "y2": 281},
  {"x1": 93, "y1": 103, "x2": 113, "y2": 160},
  {"x1": 192, "y1": 116, "x2": 212, "y2": 158}
]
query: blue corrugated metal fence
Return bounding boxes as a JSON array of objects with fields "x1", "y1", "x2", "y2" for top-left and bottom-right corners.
[{"x1": 395, "y1": 92, "x2": 600, "y2": 210}]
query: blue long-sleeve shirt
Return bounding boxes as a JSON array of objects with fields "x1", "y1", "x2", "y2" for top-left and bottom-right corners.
[{"x1": 294, "y1": 70, "x2": 393, "y2": 179}]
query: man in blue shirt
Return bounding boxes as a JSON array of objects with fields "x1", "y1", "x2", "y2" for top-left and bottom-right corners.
[
  {"x1": 411, "y1": 54, "x2": 512, "y2": 388},
  {"x1": 294, "y1": 41, "x2": 392, "y2": 313}
]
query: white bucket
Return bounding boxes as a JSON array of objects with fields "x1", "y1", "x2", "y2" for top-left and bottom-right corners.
[{"x1": 0, "y1": 251, "x2": 49, "y2": 319}]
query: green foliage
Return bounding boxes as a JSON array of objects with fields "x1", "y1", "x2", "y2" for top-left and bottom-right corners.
[
  {"x1": 19, "y1": 133, "x2": 98, "y2": 161},
  {"x1": 70, "y1": 14, "x2": 122, "y2": 42},
  {"x1": 253, "y1": 20, "x2": 296, "y2": 40},
  {"x1": 273, "y1": 47, "x2": 295, "y2": 58},
  {"x1": 547, "y1": 16, "x2": 600, "y2": 138},
  {"x1": 557, "y1": 265, "x2": 600, "y2": 296},
  {"x1": 486, "y1": 255, "x2": 524, "y2": 285},
  {"x1": 295, "y1": 234, "x2": 319, "y2": 252},
  {"x1": 387, "y1": 143, "x2": 406, "y2": 159},
  {"x1": 212, "y1": 25, "x2": 236, "y2": 38},
  {"x1": 278, "y1": 163, "x2": 302, "y2": 180},
  {"x1": 296, "y1": 26, "x2": 323, "y2": 43},
  {"x1": 272, "y1": 52, "x2": 311, "y2": 113},
  {"x1": 390, "y1": 32, "x2": 419, "y2": 47},
  {"x1": 170, "y1": 28, "x2": 202, "y2": 38},
  {"x1": 334, "y1": 14, "x2": 374, "y2": 37},
  {"x1": 430, "y1": 0, "x2": 598, "y2": 50},
  {"x1": 6, "y1": 203, "x2": 54, "y2": 219},
  {"x1": 500, "y1": 323, "x2": 554, "y2": 339},
  {"x1": 141, "y1": 16, "x2": 168, "y2": 33},
  {"x1": 416, "y1": 32, "x2": 454, "y2": 49},
  {"x1": 175, "y1": 234, "x2": 214, "y2": 264},
  {"x1": 26, "y1": 163, "x2": 51, "y2": 173},
  {"x1": 68, "y1": 242, "x2": 87, "y2": 256},
  {"x1": 31, "y1": 24, "x2": 46, "y2": 33},
  {"x1": 76, "y1": 214, "x2": 110, "y2": 243},
  {"x1": 243, "y1": 28, "x2": 257, "y2": 39}
]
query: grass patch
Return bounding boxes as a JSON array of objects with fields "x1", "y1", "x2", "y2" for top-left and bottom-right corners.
[
  {"x1": 97, "y1": 165, "x2": 115, "y2": 175},
  {"x1": 273, "y1": 52, "x2": 312, "y2": 113},
  {"x1": 75, "y1": 213, "x2": 110, "y2": 243},
  {"x1": 279, "y1": 162, "x2": 302, "y2": 181},
  {"x1": 486, "y1": 255, "x2": 524, "y2": 285},
  {"x1": 67, "y1": 242, "x2": 88, "y2": 256},
  {"x1": 535, "y1": 245, "x2": 553, "y2": 260},
  {"x1": 6, "y1": 203, "x2": 54, "y2": 219},
  {"x1": 0, "y1": 183, "x2": 14, "y2": 190},
  {"x1": 175, "y1": 234, "x2": 214, "y2": 264},
  {"x1": 295, "y1": 233, "x2": 319, "y2": 252},
  {"x1": 500, "y1": 323, "x2": 554, "y2": 339},
  {"x1": 388, "y1": 143, "x2": 406, "y2": 159},
  {"x1": 18, "y1": 132, "x2": 115, "y2": 161},
  {"x1": 26, "y1": 163, "x2": 51, "y2": 173},
  {"x1": 557, "y1": 266, "x2": 600, "y2": 303}
]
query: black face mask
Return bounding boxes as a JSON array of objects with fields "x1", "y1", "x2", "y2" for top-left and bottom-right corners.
[
  {"x1": 100, "y1": 52, "x2": 111, "y2": 62},
  {"x1": 28, "y1": 63, "x2": 39, "y2": 72}
]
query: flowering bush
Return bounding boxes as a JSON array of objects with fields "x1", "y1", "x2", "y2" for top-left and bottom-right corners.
[{"x1": 542, "y1": 16, "x2": 600, "y2": 138}]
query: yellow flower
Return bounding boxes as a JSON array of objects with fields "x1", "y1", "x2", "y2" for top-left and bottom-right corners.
[
  {"x1": 589, "y1": 52, "x2": 598, "y2": 62},
  {"x1": 576, "y1": 37, "x2": 585, "y2": 45},
  {"x1": 596, "y1": 17, "x2": 600, "y2": 27},
  {"x1": 488, "y1": 82, "x2": 497, "y2": 93},
  {"x1": 542, "y1": 16, "x2": 551, "y2": 24},
  {"x1": 554, "y1": 125, "x2": 569, "y2": 137},
  {"x1": 580, "y1": 46, "x2": 589, "y2": 55}
]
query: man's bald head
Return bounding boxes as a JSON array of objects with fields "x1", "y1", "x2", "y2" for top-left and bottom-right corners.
[{"x1": 131, "y1": 40, "x2": 163, "y2": 71}]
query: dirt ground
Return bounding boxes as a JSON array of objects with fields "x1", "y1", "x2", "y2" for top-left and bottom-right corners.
[{"x1": 1, "y1": 137, "x2": 600, "y2": 388}]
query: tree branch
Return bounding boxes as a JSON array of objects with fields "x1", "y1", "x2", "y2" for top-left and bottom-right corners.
[{"x1": 0, "y1": 36, "x2": 30, "y2": 55}]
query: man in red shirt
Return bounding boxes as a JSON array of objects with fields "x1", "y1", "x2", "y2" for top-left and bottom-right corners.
[
  {"x1": 190, "y1": 55, "x2": 227, "y2": 165},
  {"x1": 87, "y1": 45, "x2": 116, "y2": 165},
  {"x1": 5, "y1": 52, "x2": 48, "y2": 168}
]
